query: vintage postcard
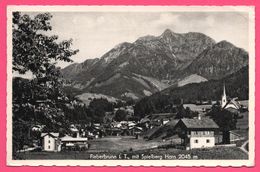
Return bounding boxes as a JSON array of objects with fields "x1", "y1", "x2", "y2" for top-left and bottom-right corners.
[{"x1": 6, "y1": 5, "x2": 255, "y2": 166}]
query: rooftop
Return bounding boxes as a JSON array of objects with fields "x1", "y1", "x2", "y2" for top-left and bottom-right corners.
[
  {"x1": 60, "y1": 135, "x2": 88, "y2": 142},
  {"x1": 41, "y1": 132, "x2": 59, "y2": 138},
  {"x1": 151, "y1": 113, "x2": 175, "y2": 117},
  {"x1": 180, "y1": 118, "x2": 219, "y2": 129},
  {"x1": 164, "y1": 119, "x2": 179, "y2": 127}
]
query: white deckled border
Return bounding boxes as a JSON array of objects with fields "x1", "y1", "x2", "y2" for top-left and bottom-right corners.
[{"x1": 6, "y1": 5, "x2": 255, "y2": 167}]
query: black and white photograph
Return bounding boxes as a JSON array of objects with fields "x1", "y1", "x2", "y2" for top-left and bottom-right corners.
[{"x1": 7, "y1": 6, "x2": 255, "y2": 166}]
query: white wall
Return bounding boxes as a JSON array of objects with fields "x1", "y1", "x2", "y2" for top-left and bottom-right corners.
[
  {"x1": 43, "y1": 135, "x2": 56, "y2": 151},
  {"x1": 190, "y1": 137, "x2": 215, "y2": 149}
]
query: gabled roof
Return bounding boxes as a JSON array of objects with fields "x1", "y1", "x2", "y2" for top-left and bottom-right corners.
[
  {"x1": 70, "y1": 127, "x2": 79, "y2": 132},
  {"x1": 180, "y1": 118, "x2": 219, "y2": 129},
  {"x1": 60, "y1": 135, "x2": 88, "y2": 142},
  {"x1": 142, "y1": 119, "x2": 179, "y2": 140},
  {"x1": 148, "y1": 119, "x2": 179, "y2": 140},
  {"x1": 41, "y1": 132, "x2": 59, "y2": 138},
  {"x1": 143, "y1": 127, "x2": 160, "y2": 138},
  {"x1": 151, "y1": 113, "x2": 175, "y2": 119},
  {"x1": 140, "y1": 118, "x2": 150, "y2": 124},
  {"x1": 129, "y1": 126, "x2": 143, "y2": 131},
  {"x1": 229, "y1": 131, "x2": 242, "y2": 137},
  {"x1": 228, "y1": 99, "x2": 241, "y2": 109},
  {"x1": 223, "y1": 98, "x2": 241, "y2": 110},
  {"x1": 151, "y1": 113, "x2": 175, "y2": 116},
  {"x1": 164, "y1": 119, "x2": 179, "y2": 127}
]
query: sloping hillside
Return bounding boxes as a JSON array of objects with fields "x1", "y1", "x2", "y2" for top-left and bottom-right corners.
[
  {"x1": 163, "y1": 65, "x2": 249, "y2": 102},
  {"x1": 75, "y1": 93, "x2": 120, "y2": 106},
  {"x1": 134, "y1": 66, "x2": 249, "y2": 117},
  {"x1": 177, "y1": 74, "x2": 208, "y2": 87}
]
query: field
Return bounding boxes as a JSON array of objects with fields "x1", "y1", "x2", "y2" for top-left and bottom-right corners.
[
  {"x1": 15, "y1": 136, "x2": 248, "y2": 160},
  {"x1": 88, "y1": 136, "x2": 164, "y2": 151}
]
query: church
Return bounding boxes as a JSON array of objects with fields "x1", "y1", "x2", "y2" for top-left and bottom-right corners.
[{"x1": 221, "y1": 84, "x2": 241, "y2": 112}]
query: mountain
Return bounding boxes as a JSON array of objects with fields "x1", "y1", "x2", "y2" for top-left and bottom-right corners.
[
  {"x1": 61, "y1": 29, "x2": 248, "y2": 101},
  {"x1": 61, "y1": 58, "x2": 99, "y2": 81},
  {"x1": 182, "y1": 41, "x2": 248, "y2": 80},
  {"x1": 134, "y1": 65, "x2": 249, "y2": 117},
  {"x1": 163, "y1": 65, "x2": 249, "y2": 101}
]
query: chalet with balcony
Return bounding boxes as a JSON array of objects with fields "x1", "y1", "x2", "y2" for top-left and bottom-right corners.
[{"x1": 174, "y1": 117, "x2": 219, "y2": 150}]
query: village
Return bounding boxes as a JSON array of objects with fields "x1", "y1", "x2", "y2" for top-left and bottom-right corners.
[{"x1": 17, "y1": 85, "x2": 249, "y2": 160}]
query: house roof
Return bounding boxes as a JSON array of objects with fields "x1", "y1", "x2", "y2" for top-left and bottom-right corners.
[
  {"x1": 229, "y1": 99, "x2": 241, "y2": 109},
  {"x1": 151, "y1": 113, "x2": 175, "y2": 119},
  {"x1": 229, "y1": 130, "x2": 242, "y2": 137},
  {"x1": 164, "y1": 119, "x2": 179, "y2": 127},
  {"x1": 150, "y1": 113, "x2": 177, "y2": 121},
  {"x1": 180, "y1": 118, "x2": 219, "y2": 129},
  {"x1": 146, "y1": 119, "x2": 179, "y2": 140},
  {"x1": 142, "y1": 127, "x2": 160, "y2": 138},
  {"x1": 140, "y1": 118, "x2": 150, "y2": 124},
  {"x1": 224, "y1": 98, "x2": 241, "y2": 110},
  {"x1": 60, "y1": 135, "x2": 88, "y2": 142},
  {"x1": 41, "y1": 132, "x2": 59, "y2": 138},
  {"x1": 107, "y1": 128, "x2": 121, "y2": 131},
  {"x1": 70, "y1": 128, "x2": 79, "y2": 132},
  {"x1": 129, "y1": 126, "x2": 143, "y2": 131},
  {"x1": 151, "y1": 113, "x2": 175, "y2": 116}
]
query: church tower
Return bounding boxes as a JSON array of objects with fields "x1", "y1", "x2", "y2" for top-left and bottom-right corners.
[{"x1": 221, "y1": 84, "x2": 227, "y2": 108}]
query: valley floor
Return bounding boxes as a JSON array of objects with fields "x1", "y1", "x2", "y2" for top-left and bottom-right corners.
[{"x1": 15, "y1": 136, "x2": 248, "y2": 160}]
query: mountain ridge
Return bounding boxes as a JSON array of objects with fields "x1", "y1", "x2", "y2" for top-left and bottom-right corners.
[{"x1": 61, "y1": 29, "x2": 248, "y2": 101}]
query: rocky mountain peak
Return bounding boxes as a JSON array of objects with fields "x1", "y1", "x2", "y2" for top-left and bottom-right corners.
[
  {"x1": 160, "y1": 29, "x2": 181, "y2": 40},
  {"x1": 161, "y1": 28, "x2": 174, "y2": 36},
  {"x1": 214, "y1": 40, "x2": 235, "y2": 49},
  {"x1": 134, "y1": 35, "x2": 157, "y2": 43},
  {"x1": 114, "y1": 42, "x2": 132, "y2": 49}
]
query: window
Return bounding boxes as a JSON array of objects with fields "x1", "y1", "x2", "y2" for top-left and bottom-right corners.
[
  {"x1": 48, "y1": 145, "x2": 50, "y2": 149},
  {"x1": 206, "y1": 139, "x2": 210, "y2": 143},
  {"x1": 48, "y1": 140, "x2": 51, "y2": 143},
  {"x1": 194, "y1": 139, "x2": 198, "y2": 143}
]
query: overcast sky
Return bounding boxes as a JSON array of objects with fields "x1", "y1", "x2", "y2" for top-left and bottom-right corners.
[{"x1": 32, "y1": 11, "x2": 249, "y2": 68}]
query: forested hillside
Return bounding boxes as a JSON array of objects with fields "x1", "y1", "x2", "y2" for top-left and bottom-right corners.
[{"x1": 134, "y1": 66, "x2": 248, "y2": 118}]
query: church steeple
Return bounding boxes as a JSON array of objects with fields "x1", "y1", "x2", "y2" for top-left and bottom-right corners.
[
  {"x1": 221, "y1": 84, "x2": 227, "y2": 108},
  {"x1": 223, "y1": 84, "x2": 226, "y2": 97}
]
